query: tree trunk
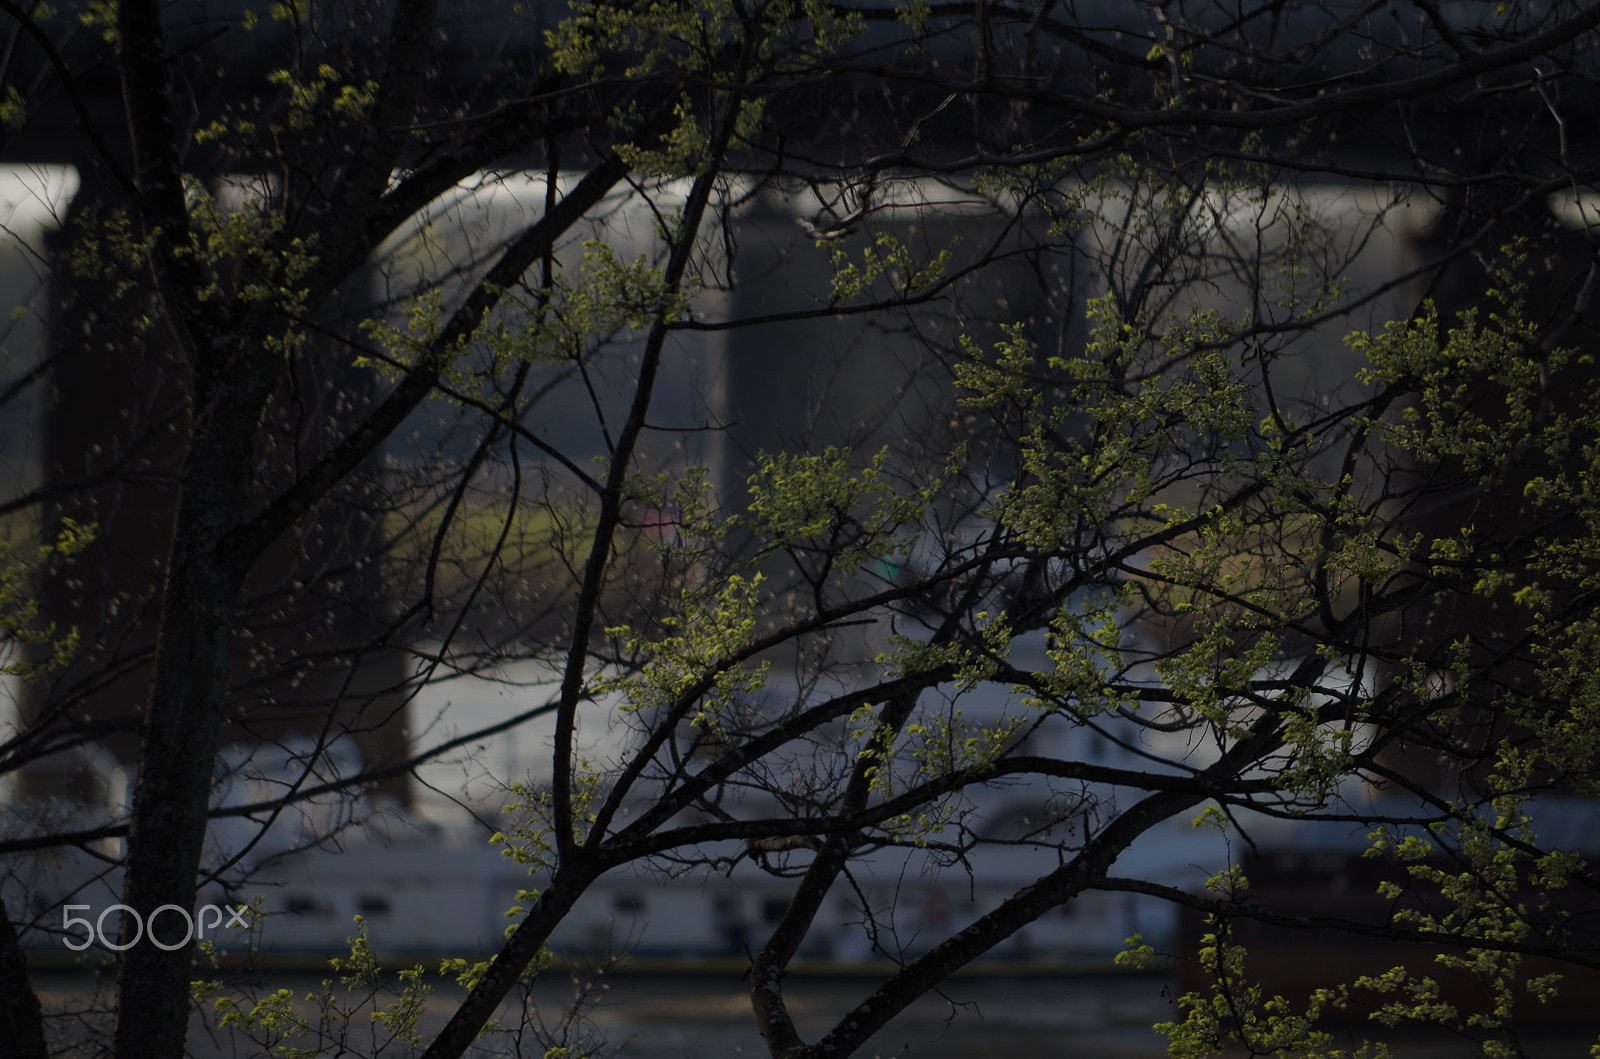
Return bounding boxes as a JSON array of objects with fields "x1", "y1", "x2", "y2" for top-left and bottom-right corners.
[
  {"x1": 110, "y1": 372, "x2": 259, "y2": 1059},
  {"x1": 0, "y1": 895, "x2": 48, "y2": 1059}
]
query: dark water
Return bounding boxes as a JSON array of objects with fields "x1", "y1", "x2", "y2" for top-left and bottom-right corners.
[
  {"x1": 31, "y1": 969, "x2": 1597, "y2": 1057},
  {"x1": 554, "y1": 973, "x2": 1177, "y2": 1059},
  {"x1": 34, "y1": 970, "x2": 1176, "y2": 1057}
]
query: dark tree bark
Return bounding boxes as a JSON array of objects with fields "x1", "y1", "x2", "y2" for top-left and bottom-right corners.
[{"x1": 0, "y1": 896, "x2": 48, "y2": 1059}]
